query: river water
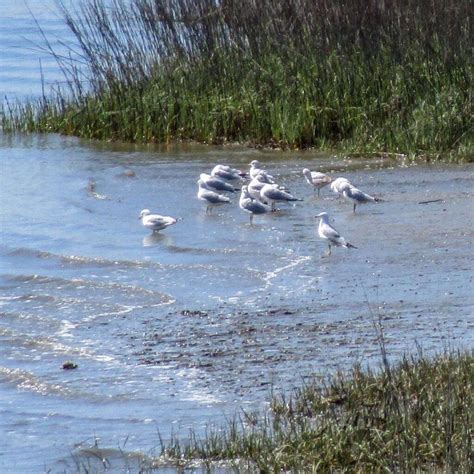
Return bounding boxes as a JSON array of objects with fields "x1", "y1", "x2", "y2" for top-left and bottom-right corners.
[{"x1": 1, "y1": 2, "x2": 473, "y2": 473}]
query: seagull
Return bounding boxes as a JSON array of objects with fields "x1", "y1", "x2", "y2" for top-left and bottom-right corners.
[
  {"x1": 139, "y1": 209, "x2": 180, "y2": 233},
  {"x1": 315, "y1": 212, "x2": 357, "y2": 255},
  {"x1": 239, "y1": 185, "x2": 272, "y2": 225},
  {"x1": 302, "y1": 168, "x2": 332, "y2": 196},
  {"x1": 247, "y1": 172, "x2": 276, "y2": 200},
  {"x1": 342, "y1": 185, "x2": 382, "y2": 213},
  {"x1": 260, "y1": 183, "x2": 302, "y2": 210},
  {"x1": 199, "y1": 173, "x2": 238, "y2": 193},
  {"x1": 330, "y1": 177, "x2": 352, "y2": 197},
  {"x1": 253, "y1": 170, "x2": 274, "y2": 184},
  {"x1": 249, "y1": 160, "x2": 275, "y2": 182},
  {"x1": 247, "y1": 178, "x2": 267, "y2": 201},
  {"x1": 211, "y1": 164, "x2": 245, "y2": 181},
  {"x1": 197, "y1": 180, "x2": 231, "y2": 213}
]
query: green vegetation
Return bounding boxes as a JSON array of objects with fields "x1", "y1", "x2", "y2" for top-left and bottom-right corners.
[
  {"x1": 2, "y1": 0, "x2": 473, "y2": 159},
  {"x1": 157, "y1": 350, "x2": 473, "y2": 472}
]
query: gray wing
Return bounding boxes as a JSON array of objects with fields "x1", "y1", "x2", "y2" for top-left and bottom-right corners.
[
  {"x1": 263, "y1": 186, "x2": 297, "y2": 201},
  {"x1": 146, "y1": 215, "x2": 175, "y2": 229},
  {"x1": 207, "y1": 177, "x2": 235, "y2": 192},
  {"x1": 148, "y1": 215, "x2": 164, "y2": 225},
  {"x1": 201, "y1": 189, "x2": 230, "y2": 203},
  {"x1": 311, "y1": 172, "x2": 331, "y2": 185},
  {"x1": 241, "y1": 197, "x2": 270, "y2": 214},
  {"x1": 346, "y1": 187, "x2": 375, "y2": 203},
  {"x1": 320, "y1": 222, "x2": 343, "y2": 243},
  {"x1": 212, "y1": 167, "x2": 240, "y2": 181}
]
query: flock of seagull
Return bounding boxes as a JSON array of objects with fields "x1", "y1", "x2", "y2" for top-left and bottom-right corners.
[{"x1": 139, "y1": 160, "x2": 383, "y2": 256}]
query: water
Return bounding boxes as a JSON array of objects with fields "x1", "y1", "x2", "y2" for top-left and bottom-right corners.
[
  {"x1": 0, "y1": 1, "x2": 78, "y2": 101},
  {"x1": 1, "y1": 2, "x2": 473, "y2": 472}
]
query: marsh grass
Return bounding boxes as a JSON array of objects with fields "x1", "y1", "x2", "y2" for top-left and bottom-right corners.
[
  {"x1": 157, "y1": 349, "x2": 473, "y2": 472},
  {"x1": 1, "y1": 0, "x2": 473, "y2": 159}
]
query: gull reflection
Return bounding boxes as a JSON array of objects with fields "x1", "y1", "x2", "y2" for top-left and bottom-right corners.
[{"x1": 142, "y1": 233, "x2": 173, "y2": 247}]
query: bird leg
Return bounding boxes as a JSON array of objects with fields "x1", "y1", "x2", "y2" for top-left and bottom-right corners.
[
  {"x1": 353, "y1": 203, "x2": 357, "y2": 213},
  {"x1": 250, "y1": 214, "x2": 254, "y2": 226}
]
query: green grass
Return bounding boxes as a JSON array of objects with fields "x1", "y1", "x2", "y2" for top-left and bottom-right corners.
[
  {"x1": 1, "y1": 0, "x2": 473, "y2": 160},
  {"x1": 156, "y1": 350, "x2": 473, "y2": 472}
]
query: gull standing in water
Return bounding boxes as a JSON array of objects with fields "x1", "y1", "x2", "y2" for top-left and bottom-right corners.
[
  {"x1": 342, "y1": 185, "x2": 382, "y2": 213},
  {"x1": 139, "y1": 209, "x2": 181, "y2": 233},
  {"x1": 239, "y1": 185, "x2": 271, "y2": 225},
  {"x1": 260, "y1": 183, "x2": 302, "y2": 210},
  {"x1": 197, "y1": 180, "x2": 231, "y2": 213},
  {"x1": 211, "y1": 164, "x2": 245, "y2": 182},
  {"x1": 315, "y1": 212, "x2": 357, "y2": 256},
  {"x1": 199, "y1": 173, "x2": 238, "y2": 193},
  {"x1": 302, "y1": 168, "x2": 332, "y2": 196}
]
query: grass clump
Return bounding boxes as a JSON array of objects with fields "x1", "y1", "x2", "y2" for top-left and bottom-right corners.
[
  {"x1": 1, "y1": 0, "x2": 473, "y2": 159},
  {"x1": 158, "y1": 350, "x2": 473, "y2": 472}
]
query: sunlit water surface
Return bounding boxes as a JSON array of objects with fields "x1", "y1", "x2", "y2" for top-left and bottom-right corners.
[
  {"x1": 0, "y1": 1, "x2": 473, "y2": 472},
  {"x1": 1, "y1": 133, "x2": 473, "y2": 471}
]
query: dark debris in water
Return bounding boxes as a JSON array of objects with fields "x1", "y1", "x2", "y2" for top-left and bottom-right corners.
[
  {"x1": 62, "y1": 361, "x2": 78, "y2": 370},
  {"x1": 180, "y1": 309, "x2": 209, "y2": 317},
  {"x1": 418, "y1": 199, "x2": 445, "y2": 204}
]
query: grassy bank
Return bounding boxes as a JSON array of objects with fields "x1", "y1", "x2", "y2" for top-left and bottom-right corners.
[
  {"x1": 156, "y1": 350, "x2": 473, "y2": 472},
  {"x1": 2, "y1": 0, "x2": 473, "y2": 159}
]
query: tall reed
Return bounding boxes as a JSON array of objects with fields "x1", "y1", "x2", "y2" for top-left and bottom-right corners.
[{"x1": 2, "y1": 0, "x2": 472, "y2": 158}]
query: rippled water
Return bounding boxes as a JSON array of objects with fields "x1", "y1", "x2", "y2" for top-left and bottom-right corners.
[
  {"x1": 1, "y1": 132, "x2": 473, "y2": 471},
  {"x1": 0, "y1": 1, "x2": 78, "y2": 101},
  {"x1": 1, "y1": 2, "x2": 474, "y2": 473}
]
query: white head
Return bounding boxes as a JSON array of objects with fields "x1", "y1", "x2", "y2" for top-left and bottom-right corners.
[
  {"x1": 302, "y1": 168, "x2": 311, "y2": 177},
  {"x1": 200, "y1": 173, "x2": 211, "y2": 180},
  {"x1": 139, "y1": 209, "x2": 151, "y2": 219},
  {"x1": 315, "y1": 212, "x2": 329, "y2": 223},
  {"x1": 249, "y1": 160, "x2": 260, "y2": 168}
]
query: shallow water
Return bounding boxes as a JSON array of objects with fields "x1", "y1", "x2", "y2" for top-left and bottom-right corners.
[
  {"x1": 1, "y1": 1, "x2": 473, "y2": 472},
  {"x1": 0, "y1": 132, "x2": 473, "y2": 471}
]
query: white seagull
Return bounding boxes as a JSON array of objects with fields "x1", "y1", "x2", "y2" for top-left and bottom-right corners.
[
  {"x1": 260, "y1": 183, "x2": 302, "y2": 210},
  {"x1": 302, "y1": 168, "x2": 332, "y2": 196},
  {"x1": 139, "y1": 209, "x2": 180, "y2": 233},
  {"x1": 315, "y1": 212, "x2": 357, "y2": 255},
  {"x1": 247, "y1": 172, "x2": 276, "y2": 200},
  {"x1": 239, "y1": 185, "x2": 272, "y2": 225},
  {"x1": 342, "y1": 185, "x2": 382, "y2": 213},
  {"x1": 247, "y1": 178, "x2": 267, "y2": 201},
  {"x1": 249, "y1": 160, "x2": 275, "y2": 182},
  {"x1": 211, "y1": 164, "x2": 245, "y2": 182},
  {"x1": 330, "y1": 177, "x2": 352, "y2": 197},
  {"x1": 199, "y1": 173, "x2": 238, "y2": 193},
  {"x1": 197, "y1": 180, "x2": 231, "y2": 213}
]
